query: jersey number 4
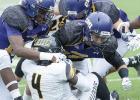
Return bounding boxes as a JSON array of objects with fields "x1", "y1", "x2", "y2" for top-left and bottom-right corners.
[{"x1": 32, "y1": 73, "x2": 43, "y2": 99}]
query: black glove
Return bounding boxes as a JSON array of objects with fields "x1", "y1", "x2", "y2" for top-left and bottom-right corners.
[{"x1": 14, "y1": 96, "x2": 23, "y2": 100}]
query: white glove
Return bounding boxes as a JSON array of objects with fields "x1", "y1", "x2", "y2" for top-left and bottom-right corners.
[
  {"x1": 117, "y1": 22, "x2": 130, "y2": 33},
  {"x1": 40, "y1": 52, "x2": 66, "y2": 62},
  {"x1": 122, "y1": 77, "x2": 132, "y2": 91},
  {"x1": 55, "y1": 53, "x2": 67, "y2": 62},
  {"x1": 127, "y1": 34, "x2": 140, "y2": 51}
]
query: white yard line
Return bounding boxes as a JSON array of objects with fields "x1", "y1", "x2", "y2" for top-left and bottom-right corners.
[{"x1": 108, "y1": 77, "x2": 140, "y2": 82}]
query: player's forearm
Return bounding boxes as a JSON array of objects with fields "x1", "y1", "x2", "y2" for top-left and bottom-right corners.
[
  {"x1": 130, "y1": 16, "x2": 140, "y2": 29},
  {"x1": 13, "y1": 47, "x2": 40, "y2": 60},
  {"x1": 8, "y1": 35, "x2": 40, "y2": 60},
  {"x1": 13, "y1": 46, "x2": 61, "y2": 61}
]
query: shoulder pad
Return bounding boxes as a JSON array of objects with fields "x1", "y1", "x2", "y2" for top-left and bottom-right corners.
[
  {"x1": 57, "y1": 20, "x2": 86, "y2": 45},
  {"x1": 1, "y1": 5, "x2": 29, "y2": 31},
  {"x1": 94, "y1": 1, "x2": 119, "y2": 24}
]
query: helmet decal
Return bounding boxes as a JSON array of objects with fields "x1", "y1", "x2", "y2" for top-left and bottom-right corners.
[
  {"x1": 85, "y1": 18, "x2": 92, "y2": 29},
  {"x1": 85, "y1": 0, "x2": 90, "y2": 7}
]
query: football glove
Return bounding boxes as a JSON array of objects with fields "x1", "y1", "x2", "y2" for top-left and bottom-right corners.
[
  {"x1": 127, "y1": 34, "x2": 140, "y2": 51},
  {"x1": 121, "y1": 77, "x2": 132, "y2": 91},
  {"x1": 117, "y1": 22, "x2": 130, "y2": 33}
]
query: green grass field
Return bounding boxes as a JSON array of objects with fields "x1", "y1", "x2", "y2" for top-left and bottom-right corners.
[{"x1": 1, "y1": 0, "x2": 140, "y2": 100}]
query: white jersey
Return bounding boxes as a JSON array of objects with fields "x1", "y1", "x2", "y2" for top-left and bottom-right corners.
[
  {"x1": 72, "y1": 59, "x2": 91, "y2": 75},
  {"x1": 0, "y1": 50, "x2": 13, "y2": 100},
  {"x1": 76, "y1": 73, "x2": 99, "y2": 100},
  {"x1": 21, "y1": 59, "x2": 77, "y2": 100}
]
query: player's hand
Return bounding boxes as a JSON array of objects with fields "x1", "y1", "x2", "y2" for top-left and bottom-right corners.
[
  {"x1": 127, "y1": 34, "x2": 140, "y2": 51},
  {"x1": 121, "y1": 77, "x2": 132, "y2": 91},
  {"x1": 51, "y1": 53, "x2": 66, "y2": 63},
  {"x1": 117, "y1": 22, "x2": 130, "y2": 33}
]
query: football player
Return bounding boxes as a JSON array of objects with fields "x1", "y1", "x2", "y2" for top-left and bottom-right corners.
[
  {"x1": 57, "y1": 0, "x2": 140, "y2": 75},
  {"x1": 56, "y1": 0, "x2": 140, "y2": 87},
  {"x1": 15, "y1": 36, "x2": 119, "y2": 100},
  {"x1": 53, "y1": 11, "x2": 131, "y2": 91},
  {"x1": 0, "y1": 0, "x2": 63, "y2": 61}
]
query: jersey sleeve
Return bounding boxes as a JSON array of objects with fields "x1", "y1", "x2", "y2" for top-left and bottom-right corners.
[
  {"x1": 15, "y1": 58, "x2": 25, "y2": 78},
  {"x1": 104, "y1": 51, "x2": 125, "y2": 69},
  {"x1": 4, "y1": 22, "x2": 22, "y2": 36},
  {"x1": 102, "y1": 36, "x2": 125, "y2": 69},
  {"x1": 65, "y1": 61, "x2": 76, "y2": 81}
]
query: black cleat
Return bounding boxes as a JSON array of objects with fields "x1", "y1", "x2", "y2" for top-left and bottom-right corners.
[
  {"x1": 128, "y1": 55, "x2": 140, "y2": 76},
  {"x1": 14, "y1": 96, "x2": 23, "y2": 100},
  {"x1": 111, "y1": 90, "x2": 119, "y2": 100}
]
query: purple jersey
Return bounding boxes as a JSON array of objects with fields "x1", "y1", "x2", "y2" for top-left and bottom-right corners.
[
  {"x1": 64, "y1": 43, "x2": 103, "y2": 60},
  {"x1": 0, "y1": 17, "x2": 49, "y2": 50},
  {"x1": 55, "y1": 20, "x2": 106, "y2": 60}
]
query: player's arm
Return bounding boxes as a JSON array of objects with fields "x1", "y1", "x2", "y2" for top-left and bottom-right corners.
[
  {"x1": 104, "y1": 50, "x2": 132, "y2": 90},
  {"x1": 64, "y1": 60, "x2": 91, "y2": 92},
  {"x1": 8, "y1": 34, "x2": 40, "y2": 60},
  {"x1": 7, "y1": 26, "x2": 63, "y2": 61},
  {"x1": 129, "y1": 16, "x2": 140, "y2": 29},
  {"x1": 2, "y1": 6, "x2": 61, "y2": 61},
  {"x1": 102, "y1": 36, "x2": 129, "y2": 78},
  {"x1": 102, "y1": 36, "x2": 126, "y2": 69},
  {"x1": 1, "y1": 6, "x2": 40, "y2": 60},
  {"x1": 104, "y1": 50, "x2": 126, "y2": 70}
]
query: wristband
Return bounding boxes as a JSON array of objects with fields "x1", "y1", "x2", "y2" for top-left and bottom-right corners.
[{"x1": 39, "y1": 52, "x2": 53, "y2": 60}]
